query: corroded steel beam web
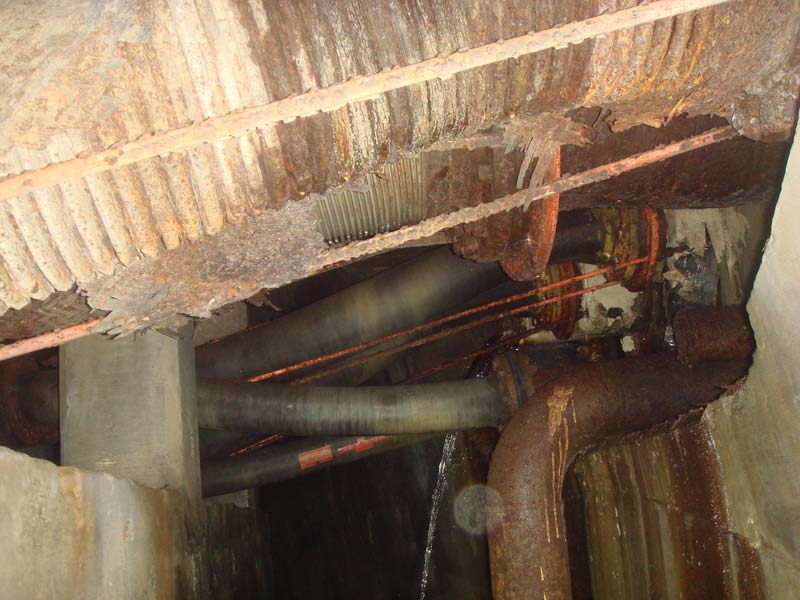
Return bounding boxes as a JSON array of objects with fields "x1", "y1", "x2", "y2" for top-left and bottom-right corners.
[{"x1": 0, "y1": 0, "x2": 732, "y2": 202}]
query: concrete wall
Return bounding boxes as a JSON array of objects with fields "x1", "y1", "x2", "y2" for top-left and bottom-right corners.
[
  {"x1": 573, "y1": 124, "x2": 800, "y2": 597},
  {"x1": 0, "y1": 447, "x2": 269, "y2": 599}
]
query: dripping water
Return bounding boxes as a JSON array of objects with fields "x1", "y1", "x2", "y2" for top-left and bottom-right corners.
[{"x1": 418, "y1": 432, "x2": 458, "y2": 600}]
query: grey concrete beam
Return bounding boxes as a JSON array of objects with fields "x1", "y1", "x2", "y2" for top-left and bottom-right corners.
[{"x1": 60, "y1": 328, "x2": 200, "y2": 498}]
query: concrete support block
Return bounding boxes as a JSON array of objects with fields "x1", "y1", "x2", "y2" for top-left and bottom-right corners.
[
  {"x1": 60, "y1": 328, "x2": 200, "y2": 498},
  {"x1": 0, "y1": 448, "x2": 269, "y2": 599}
]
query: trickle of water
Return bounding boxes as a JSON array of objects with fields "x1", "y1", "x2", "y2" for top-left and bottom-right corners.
[{"x1": 418, "y1": 432, "x2": 458, "y2": 600}]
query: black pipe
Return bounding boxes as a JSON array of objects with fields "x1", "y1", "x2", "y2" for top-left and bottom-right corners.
[
  {"x1": 202, "y1": 434, "x2": 434, "y2": 498},
  {"x1": 196, "y1": 376, "x2": 509, "y2": 436},
  {"x1": 550, "y1": 209, "x2": 604, "y2": 264},
  {"x1": 195, "y1": 247, "x2": 506, "y2": 381}
]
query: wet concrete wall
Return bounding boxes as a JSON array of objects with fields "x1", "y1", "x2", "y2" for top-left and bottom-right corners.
[
  {"x1": 571, "y1": 116, "x2": 800, "y2": 598},
  {"x1": 0, "y1": 447, "x2": 270, "y2": 599}
]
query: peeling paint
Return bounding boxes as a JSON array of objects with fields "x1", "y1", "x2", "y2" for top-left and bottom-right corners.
[
  {"x1": 665, "y1": 207, "x2": 752, "y2": 303},
  {"x1": 573, "y1": 263, "x2": 641, "y2": 338}
]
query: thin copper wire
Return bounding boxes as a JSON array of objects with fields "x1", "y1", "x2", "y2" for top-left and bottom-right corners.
[
  {"x1": 401, "y1": 323, "x2": 555, "y2": 384},
  {"x1": 290, "y1": 279, "x2": 621, "y2": 385},
  {"x1": 244, "y1": 257, "x2": 647, "y2": 383},
  {"x1": 227, "y1": 433, "x2": 284, "y2": 457}
]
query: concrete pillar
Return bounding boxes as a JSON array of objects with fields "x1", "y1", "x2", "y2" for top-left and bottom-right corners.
[{"x1": 60, "y1": 328, "x2": 200, "y2": 498}]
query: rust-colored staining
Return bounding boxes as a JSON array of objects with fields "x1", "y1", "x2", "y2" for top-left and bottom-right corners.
[
  {"x1": 674, "y1": 305, "x2": 755, "y2": 365},
  {"x1": 0, "y1": 355, "x2": 58, "y2": 447},
  {"x1": 290, "y1": 278, "x2": 624, "y2": 385},
  {"x1": 573, "y1": 417, "x2": 766, "y2": 598},
  {"x1": 3, "y1": 124, "x2": 744, "y2": 337},
  {"x1": 315, "y1": 127, "x2": 737, "y2": 269},
  {"x1": 559, "y1": 115, "x2": 790, "y2": 211},
  {"x1": 452, "y1": 116, "x2": 591, "y2": 280},
  {"x1": 487, "y1": 355, "x2": 750, "y2": 600},
  {"x1": 622, "y1": 207, "x2": 661, "y2": 292},
  {"x1": 0, "y1": 0, "x2": 796, "y2": 322},
  {"x1": 593, "y1": 205, "x2": 662, "y2": 291},
  {"x1": 455, "y1": 152, "x2": 562, "y2": 280}
]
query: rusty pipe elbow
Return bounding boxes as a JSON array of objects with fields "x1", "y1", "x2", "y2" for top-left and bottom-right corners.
[{"x1": 487, "y1": 354, "x2": 748, "y2": 600}]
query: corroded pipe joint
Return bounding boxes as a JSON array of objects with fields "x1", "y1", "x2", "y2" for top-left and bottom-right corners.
[
  {"x1": 594, "y1": 207, "x2": 663, "y2": 292},
  {"x1": 491, "y1": 352, "x2": 536, "y2": 418},
  {"x1": 540, "y1": 263, "x2": 580, "y2": 339}
]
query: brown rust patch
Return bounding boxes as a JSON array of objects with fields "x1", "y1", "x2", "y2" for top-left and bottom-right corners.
[
  {"x1": 674, "y1": 305, "x2": 755, "y2": 366},
  {"x1": 571, "y1": 417, "x2": 766, "y2": 598},
  {"x1": 488, "y1": 355, "x2": 749, "y2": 600},
  {"x1": 559, "y1": 115, "x2": 790, "y2": 211}
]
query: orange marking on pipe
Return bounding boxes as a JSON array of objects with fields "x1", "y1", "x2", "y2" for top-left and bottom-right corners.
[
  {"x1": 298, "y1": 445, "x2": 334, "y2": 470},
  {"x1": 336, "y1": 436, "x2": 388, "y2": 455}
]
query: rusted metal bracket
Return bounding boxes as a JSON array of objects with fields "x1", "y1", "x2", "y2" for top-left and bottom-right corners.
[{"x1": 456, "y1": 151, "x2": 562, "y2": 280}]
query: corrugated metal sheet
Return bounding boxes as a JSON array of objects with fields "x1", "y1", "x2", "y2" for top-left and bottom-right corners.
[
  {"x1": 317, "y1": 158, "x2": 425, "y2": 243},
  {"x1": 0, "y1": 0, "x2": 796, "y2": 316}
]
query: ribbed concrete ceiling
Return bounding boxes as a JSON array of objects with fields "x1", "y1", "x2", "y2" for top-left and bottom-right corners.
[{"x1": 0, "y1": 0, "x2": 797, "y2": 335}]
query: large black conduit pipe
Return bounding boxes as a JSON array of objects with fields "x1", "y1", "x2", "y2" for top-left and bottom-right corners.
[
  {"x1": 196, "y1": 377, "x2": 509, "y2": 436},
  {"x1": 202, "y1": 434, "x2": 434, "y2": 498},
  {"x1": 195, "y1": 247, "x2": 505, "y2": 381}
]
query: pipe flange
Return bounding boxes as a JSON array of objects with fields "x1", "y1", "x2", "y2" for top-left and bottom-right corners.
[
  {"x1": 542, "y1": 263, "x2": 579, "y2": 339},
  {"x1": 500, "y1": 155, "x2": 561, "y2": 280},
  {"x1": 491, "y1": 352, "x2": 535, "y2": 417},
  {"x1": 623, "y1": 208, "x2": 661, "y2": 292},
  {"x1": 594, "y1": 207, "x2": 661, "y2": 292},
  {"x1": 1, "y1": 355, "x2": 58, "y2": 447}
]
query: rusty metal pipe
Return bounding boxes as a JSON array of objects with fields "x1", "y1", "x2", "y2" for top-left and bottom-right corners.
[
  {"x1": 202, "y1": 434, "x2": 434, "y2": 498},
  {"x1": 673, "y1": 305, "x2": 755, "y2": 365},
  {"x1": 196, "y1": 247, "x2": 505, "y2": 381},
  {"x1": 487, "y1": 354, "x2": 748, "y2": 600},
  {"x1": 196, "y1": 377, "x2": 509, "y2": 436}
]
